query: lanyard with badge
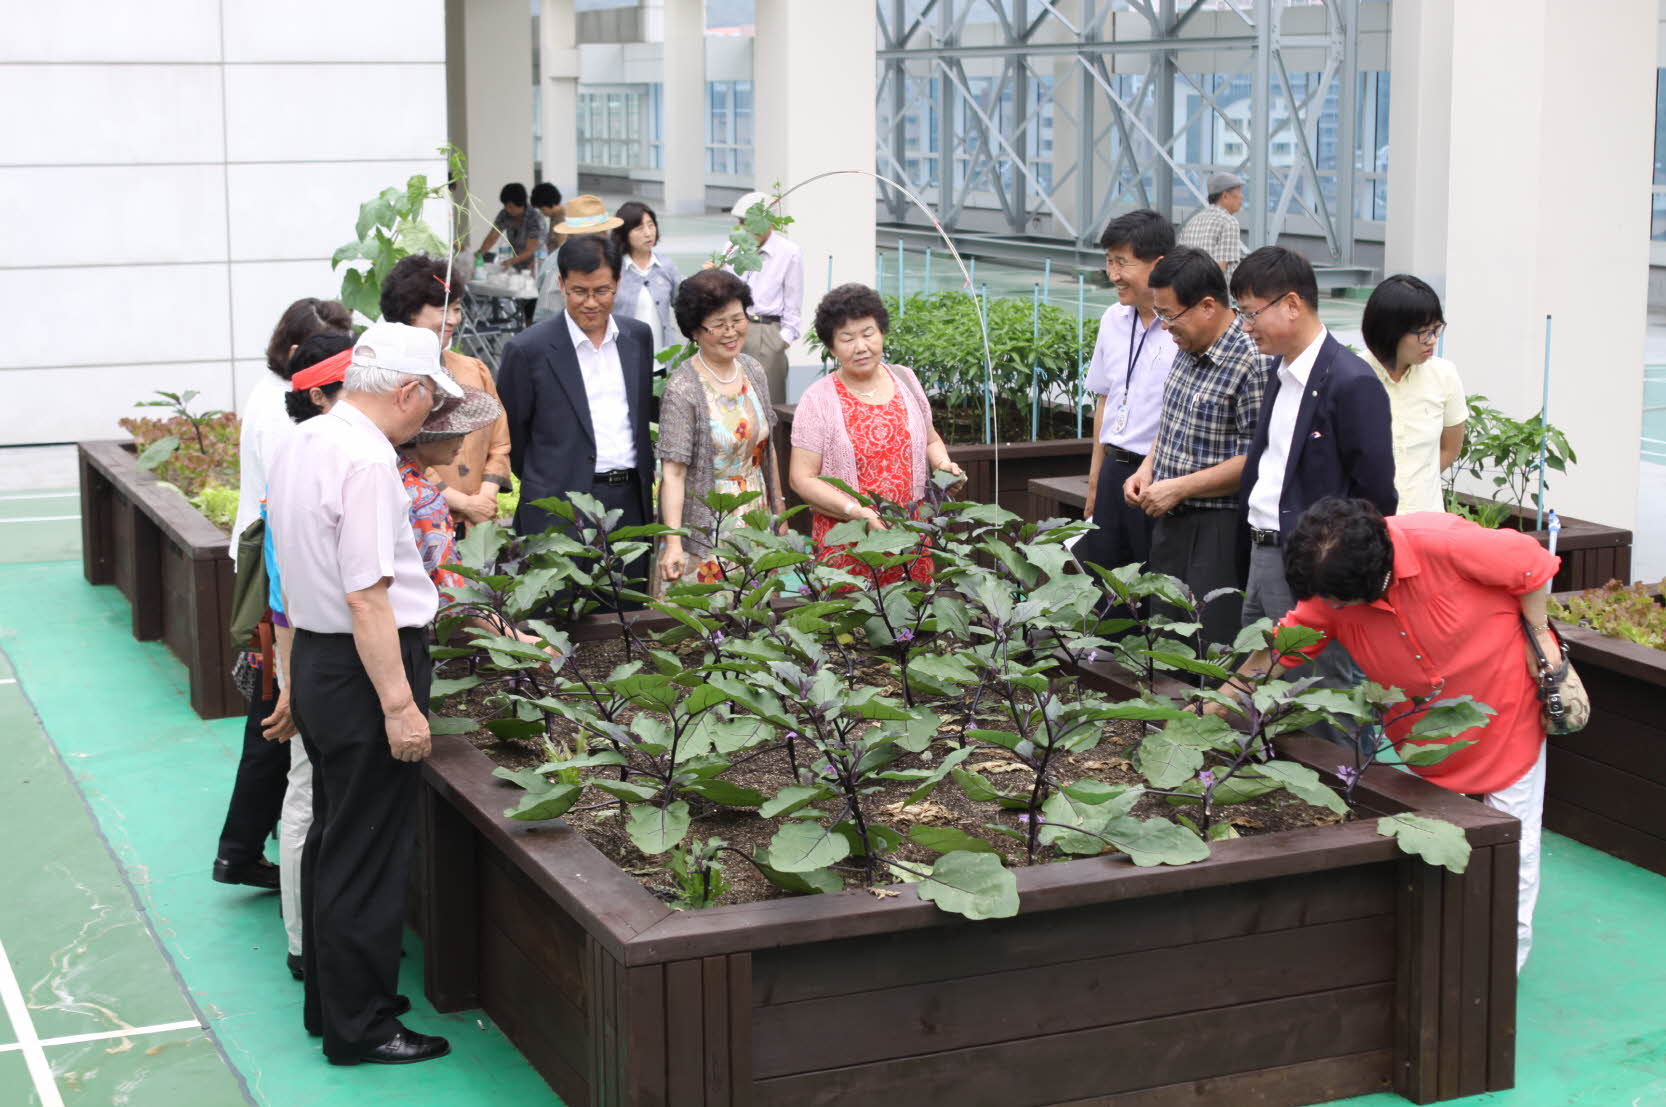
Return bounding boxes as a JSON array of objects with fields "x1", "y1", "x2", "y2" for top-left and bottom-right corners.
[{"x1": 1110, "y1": 310, "x2": 1150, "y2": 435}]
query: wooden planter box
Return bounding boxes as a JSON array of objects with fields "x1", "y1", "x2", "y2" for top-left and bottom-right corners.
[
  {"x1": 78, "y1": 440, "x2": 239, "y2": 719},
  {"x1": 772, "y1": 403, "x2": 1093, "y2": 522},
  {"x1": 1544, "y1": 597, "x2": 1666, "y2": 876},
  {"x1": 413, "y1": 625, "x2": 1519, "y2": 1106},
  {"x1": 1452, "y1": 494, "x2": 1630, "y2": 593}
]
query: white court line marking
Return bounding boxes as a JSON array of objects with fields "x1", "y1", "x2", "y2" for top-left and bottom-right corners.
[
  {"x1": 0, "y1": 493, "x2": 78, "y2": 502},
  {"x1": 0, "y1": 936, "x2": 65, "y2": 1107},
  {"x1": 0, "y1": 515, "x2": 79, "y2": 524},
  {"x1": 0, "y1": 1018, "x2": 202, "y2": 1055}
]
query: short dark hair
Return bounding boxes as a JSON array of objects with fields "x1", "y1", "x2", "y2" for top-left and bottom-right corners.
[
  {"x1": 673, "y1": 269, "x2": 753, "y2": 339},
  {"x1": 556, "y1": 234, "x2": 621, "y2": 280},
  {"x1": 283, "y1": 333, "x2": 353, "y2": 423},
  {"x1": 1098, "y1": 209, "x2": 1175, "y2": 260},
  {"x1": 1206, "y1": 190, "x2": 1226, "y2": 205},
  {"x1": 814, "y1": 283, "x2": 889, "y2": 349},
  {"x1": 1283, "y1": 498, "x2": 1395, "y2": 603},
  {"x1": 530, "y1": 181, "x2": 562, "y2": 208},
  {"x1": 500, "y1": 182, "x2": 528, "y2": 207},
  {"x1": 265, "y1": 297, "x2": 351, "y2": 379},
  {"x1": 611, "y1": 201, "x2": 659, "y2": 256},
  {"x1": 379, "y1": 255, "x2": 460, "y2": 326},
  {"x1": 1147, "y1": 246, "x2": 1229, "y2": 309},
  {"x1": 1229, "y1": 246, "x2": 1319, "y2": 312},
  {"x1": 1361, "y1": 274, "x2": 1445, "y2": 367}
]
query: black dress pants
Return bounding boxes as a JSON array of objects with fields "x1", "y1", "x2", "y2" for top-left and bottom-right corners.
[
  {"x1": 1148, "y1": 506, "x2": 1245, "y2": 649},
  {"x1": 1075, "y1": 450, "x2": 1155, "y2": 576},
  {"x1": 292, "y1": 626, "x2": 431, "y2": 1061},
  {"x1": 590, "y1": 472, "x2": 649, "y2": 612},
  {"x1": 215, "y1": 684, "x2": 288, "y2": 864}
]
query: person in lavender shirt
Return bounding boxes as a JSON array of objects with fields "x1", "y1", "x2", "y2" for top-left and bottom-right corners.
[
  {"x1": 725, "y1": 190, "x2": 803, "y2": 405},
  {"x1": 1076, "y1": 210, "x2": 1178, "y2": 576}
]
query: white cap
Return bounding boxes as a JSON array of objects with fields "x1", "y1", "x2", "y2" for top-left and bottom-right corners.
[
  {"x1": 730, "y1": 191, "x2": 770, "y2": 219},
  {"x1": 352, "y1": 322, "x2": 464, "y2": 397}
]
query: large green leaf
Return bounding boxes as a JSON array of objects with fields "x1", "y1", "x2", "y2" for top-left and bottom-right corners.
[
  {"x1": 1134, "y1": 731, "x2": 1206, "y2": 790},
  {"x1": 1397, "y1": 739, "x2": 1477, "y2": 766},
  {"x1": 1101, "y1": 815, "x2": 1211, "y2": 866},
  {"x1": 915, "y1": 852, "x2": 1019, "y2": 919},
  {"x1": 1409, "y1": 697, "x2": 1495, "y2": 740},
  {"x1": 627, "y1": 801, "x2": 692, "y2": 854},
  {"x1": 505, "y1": 781, "x2": 582, "y2": 821},
  {"x1": 591, "y1": 778, "x2": 661, "y2": 802},
  {"x1": 907, "y1": 825, "x2": 998, "y2": 854},
  {"x1": 428, "y1": 674, "x2": 482, "y2": 699},
  {"x1": 428, "y1": 715, "x2": 479, "y2": 735},
  {"x1": 1256, "y1": 760, "x2": 1348, "y2": 815},
  {"x1": 135, "y1": 435, "x2": 180, "y2": 471},
  {"x1": 1377, "y1": 813, "x2": 1471, "y2": 873},
  {"x1": 680, "y1": 779, "x2": 766, "y2": 807},
  {"x1": 753, "y1": 850, "x2": 843, "y2": 895},
  {"x1": 759, "y1": 785, "x2": 830, "y2": 819},
  {"x1": 767, "y1": 820, "x2": 852, "y2": 873}
]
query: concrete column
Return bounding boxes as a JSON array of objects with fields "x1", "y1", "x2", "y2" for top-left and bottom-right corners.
[
  {"x1": 1387, "y1": 0, "x2": 1654, "y2": 530},
  {"x1": 458, "y1": 0, "x2": 535, "y2": 240},
  {"x1": 540, "y1": 0, "x2": 579, "y2": 197},
  {"x1": 661, "y1": 0, "x2": 707, "y2": 214},
  {"x1": 754, "y1": 0, "x2": 877, "y2": 306}
]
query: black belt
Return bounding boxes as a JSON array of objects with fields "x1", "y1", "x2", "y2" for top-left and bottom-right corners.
[
  {"x1": 592, "y1": 468, "x2": 639, "y2": 486},
  {"x1": 748, "y1": 313, "x2": 782, "y2": 325},
  {"x1": 1108, "y1": 447, "x2": 1144, "y2": 467},
  {"x1": 297, "y1": 626, "x2": 427, "y2": 642},
  {"x1": 1250, "y1": 526, "x2": 1281, "y2": 547}
]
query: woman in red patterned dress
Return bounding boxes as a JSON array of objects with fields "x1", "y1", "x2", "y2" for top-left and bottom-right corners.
[{"x1": 788, "y1": 283, "x2": 964, "y2": 585}]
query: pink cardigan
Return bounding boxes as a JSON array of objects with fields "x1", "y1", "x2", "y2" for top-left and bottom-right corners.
[{"x1": 790, "y1": 364, "x2": 934, "y2": 504}]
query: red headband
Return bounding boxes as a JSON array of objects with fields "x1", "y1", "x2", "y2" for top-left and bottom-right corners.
[{"x1": 291, "y1": 348, "x2": 352, "y2": 392}]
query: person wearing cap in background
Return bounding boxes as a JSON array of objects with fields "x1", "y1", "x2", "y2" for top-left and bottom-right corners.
[
  {"x1": 1178, "y1": 172, "x2": 1247, "y2": 280},
  {"x1": 266, "y1": 321, "x2": 462, "y2": 1067},
  {"x1": 534, "y1": 194, "x2": 622, "y2": 323},
  {"x1": 724, "y1": 190, "x2": 803, "y2": 405}
]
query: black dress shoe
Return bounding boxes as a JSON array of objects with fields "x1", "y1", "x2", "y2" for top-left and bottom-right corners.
[
  {"x1": 334, "y1": 1026, "x2": 450, "y2": 1066},
  {"x1": 286, "y1": 954, "x2": 303, "y2": 981},
  {"x1": 306, "y1": 996, "x2": 410, "y2": 1038},
  {"x1": 213, "y1": 857, "x2": 280, "y2": 891}
]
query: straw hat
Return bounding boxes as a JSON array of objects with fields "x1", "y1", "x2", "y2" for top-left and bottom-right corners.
[{"x1": 553, "y1": 194, "x2": 624, "y2": 235}]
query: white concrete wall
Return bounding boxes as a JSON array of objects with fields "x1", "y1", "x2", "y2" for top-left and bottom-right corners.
[
  {"x1": 457, "y1": 0, "x2": 537, "y2": 245},
  {"x1": 1387, "y1": 0, "x2": 1655, "y2": 532},
  {"x1": 4, "y1": 0, "x2": 450, "y2": 446}
]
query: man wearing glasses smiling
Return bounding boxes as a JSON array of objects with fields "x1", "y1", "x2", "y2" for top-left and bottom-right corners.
[{"x1": 1231, "y1": 246, "x2": 1397, "y2": 748}]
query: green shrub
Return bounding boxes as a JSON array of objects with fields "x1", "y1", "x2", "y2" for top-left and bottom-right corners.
[{"x1": 1443, "y1": 394, "x2": 1576, "y2": 527}]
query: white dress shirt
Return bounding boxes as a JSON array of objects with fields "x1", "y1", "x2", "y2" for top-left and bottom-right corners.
[
  {"x1": 735, "y1": 232, "x2": 804, "y2": 344},
  {"x1": 565, "y1": 312, "x2": 638, "y2": 472},
  {"x1": 266, "y1": 398, "x2": 438, "y2": 633},
  {"x1": 229, "y1": 371, "x2": 294, "y2": 566},
  {"x1": 1246, "y1": 326, "x2": 1328, "y2": 532},
  {"x1": 1081, "y1": 302, "x2": 1177, "y2": 454},
  {"x1": 623, "y1": 253, "x2": 664, "y2": 350}
]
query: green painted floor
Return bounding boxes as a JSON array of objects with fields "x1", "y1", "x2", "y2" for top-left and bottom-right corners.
[{"x1": 5, "y1": 481, "x2": 1666, "y2": 1105}]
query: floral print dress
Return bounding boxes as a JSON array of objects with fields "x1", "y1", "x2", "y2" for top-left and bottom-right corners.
[
  {"x1": 398, "y1": 455, "x2": 466, "y2": 601},
  {"x1": 811, "y1": 373, "x2": 933, "y2": 586},
  {"x1": 684, "y1": 375, "x2": 770, "y2": 583}
]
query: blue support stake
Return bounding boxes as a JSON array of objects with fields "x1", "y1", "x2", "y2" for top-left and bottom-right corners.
[
  {"x1": 826, "y1": 254, "x2": 833, "y2": 292},
  {"x1": 1031, "y1": 283, "x2": 1041, "y2": 442},
  {"x1": 876, "y1": 253, "x2": 886, "y2": 304},
  {"x1": 981, "y1": 284, "x2": 992, "y2": 444},
  {"x1": 1075, "y1": 273, "x2": 1086, "y2": 437},
  {"x1": 969, "y1": 255, "x2": 977, "y2": 290},
  {"x1": 924, "y1": 247, "x2": 933, "y2": 295},
  {"x1": 1042, "y1": 257, "x2": 1053, "y2": 308},
  {"x1": 1536, "y1": 314, "x2": 1552, "y2": 530},
  {"x1": 897, "y1": 237, "x2": 906, "y2": 312}
]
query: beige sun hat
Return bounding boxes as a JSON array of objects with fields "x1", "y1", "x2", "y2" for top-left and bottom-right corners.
[{"x1": 553, "y1": 194, "x2": 624, "y2": 235}]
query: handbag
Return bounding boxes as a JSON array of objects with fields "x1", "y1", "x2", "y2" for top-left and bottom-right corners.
[{"x1": 1522, "y1": 616, "x2": 1590, "y2": 735}]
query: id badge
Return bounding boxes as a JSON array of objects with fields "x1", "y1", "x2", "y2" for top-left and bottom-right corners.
[{"x1": 1110, "y1": 403, "x2": 1129, "y2": 435}]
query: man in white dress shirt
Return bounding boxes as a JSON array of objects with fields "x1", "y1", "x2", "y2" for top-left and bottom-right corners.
[
  {"x1": 266, "y1": 321, "x2": 462, "y2": 1065},
  {"x1": 727, "y1": 190, "x2": 803, "y2": 405}
]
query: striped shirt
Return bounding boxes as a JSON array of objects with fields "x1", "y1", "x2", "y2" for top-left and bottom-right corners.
[{"x1": 1148, "y1": 318, "x2": 1267, "y2": 510}]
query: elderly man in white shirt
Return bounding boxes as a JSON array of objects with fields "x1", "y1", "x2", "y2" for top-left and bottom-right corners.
[
  {"x1": 267, "y1": 321, "x2": 462, "y2": 1067},
  {"x1": 726, "y1": 190, "x2": 804, "y2": 404}
]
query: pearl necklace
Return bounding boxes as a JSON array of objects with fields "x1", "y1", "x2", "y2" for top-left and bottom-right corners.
[{"x1": 696, "y1": 352, "x2": 739, "y2": 386}]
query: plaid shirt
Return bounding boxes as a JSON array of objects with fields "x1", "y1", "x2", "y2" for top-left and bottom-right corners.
[
  {"x1": 1149, "y1": 318, "x2": 1267, "y2": 509},
  {"x1": 1178, "y1": 204, "x2": 1245, "y2": 278}
]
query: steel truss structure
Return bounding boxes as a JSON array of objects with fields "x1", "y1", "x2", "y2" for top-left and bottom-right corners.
[{"x1": 875, "y1": 0, "x2": 1369, "y2": 265}]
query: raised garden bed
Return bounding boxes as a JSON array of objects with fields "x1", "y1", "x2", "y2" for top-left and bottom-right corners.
[
  {"x1": 413, "y1": 616, "x2": 1519, "y2": 1107},
  {"x1": 772, "y1": 402, "x2": 1093, "y2": 523},
  {"x1": 1545, "y1": 594, "x2": 1666, "y2": 876},
  {"x1": 78, "y1": 440, "x2": 239, "y2": 719},
  {"x1": 1451, "y1": 494, "x2": 1630, "y2": 593}
]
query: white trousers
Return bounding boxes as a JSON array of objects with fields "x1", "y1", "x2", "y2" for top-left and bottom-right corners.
[
  {"x1": 1482, "y1": 740, "x2": 1546, "y2": 974},
  {"x1": 278, "y1": 734, "x2": 314, "y2": 956}
]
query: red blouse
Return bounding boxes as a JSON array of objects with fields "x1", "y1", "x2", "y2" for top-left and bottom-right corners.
[
  {"x1": 1278, "y1": 513, "x2": 1559, "y2": 795},
  {"x1": 811, "y1": 374, "x2": 933, "y2": 587}
]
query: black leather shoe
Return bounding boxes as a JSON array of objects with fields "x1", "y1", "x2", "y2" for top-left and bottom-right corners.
[
  {"x1": 286, "y1": 954, "x2": 303, "y2": 981},
  {"x1": 213, "y1": 857, "x2": 280, "y2": 891},
  {"x1": 338, "y1": 1026, "x2": 450, "y2": 1066},
  {"x1": 306, "y1": 996, "x2": 410, "y2": 1038}
]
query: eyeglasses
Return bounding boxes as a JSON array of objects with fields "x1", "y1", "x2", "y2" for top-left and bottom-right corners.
[
  {"x1": 1153, "y1": 302, "x2": 1199, "y2": 327},
  {"x1": 1234, "y1": 291, "x2": 1292, "y2": 328},
  {"x1": 564, "y1": 286, "x2": 616, "y2": 302},
  {"x1": 1413, "y1": 323, "x2": 1446, "y2": 343},
  {"x1": 701, "y1": 316, "x2": 748, "y2": 337},
  {"x1": 404, "y1": 377, "x2": 443, "y2": 411}
]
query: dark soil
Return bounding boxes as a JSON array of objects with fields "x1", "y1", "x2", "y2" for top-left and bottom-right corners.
[{"x1": 438, "y1": 636, "x2": 1348, "y2": 909}]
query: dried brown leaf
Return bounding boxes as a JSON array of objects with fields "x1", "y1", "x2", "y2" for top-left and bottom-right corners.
[
  {"x1": 882, "y1": 799, "x2": 956, "y2": 823},
  {"x1": 868, "y1": 887, "x2": 901, "y2": 900},
  {"x1": 1082, "y1": 757, "x2": 1133, "y2": 772},
  {"x1": 969, "y1": 760, "x2": 1030, "y2": 775}
]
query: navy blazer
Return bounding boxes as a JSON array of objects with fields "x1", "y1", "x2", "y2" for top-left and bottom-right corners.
[
  {"x1": 1240, "y1": 332, "x2": 1397, "y2": 536},
  {"x1": 497, "y1": 312, "x2": 657, "y2": 537}
]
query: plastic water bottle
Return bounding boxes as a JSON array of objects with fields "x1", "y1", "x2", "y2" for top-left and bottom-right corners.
[{"x1": 534, "y1": 243, "x2": 548, "y2": 279}]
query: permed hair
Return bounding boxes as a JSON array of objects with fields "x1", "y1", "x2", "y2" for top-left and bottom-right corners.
[
  {"x1": 814, "y1": 283, "x2": 890, "y2": 349},
  {"x1": 1361, "y1": 274, "x2": 1445, "y2": 368},
  {"x1": 379, "y1": 255, "x2": 461, "y2": 327},
  {"x1": 265, "y1": 298, "x2": 351, "y2": 379},
  {"x1": 673, "y1": 268, "x2": 753, "y2": 340},
  {"x1": 1283, "y1": 498, "x2": 1396, "y2": 603}
]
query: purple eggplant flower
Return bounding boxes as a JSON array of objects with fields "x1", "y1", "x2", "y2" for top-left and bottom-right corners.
[
  {"x1": 1086, "y1": 649, "x2": 1100, "y2": 664},
  {"x1": 1335, "y1": 764, "x2": 1362, "y2": 788},
  {"x1": 894, "y1": 627, "x2": 915, "y2": 644},
  {"x1": 711, "y1": 630, "x2": 725, "y2": 645},
  {"x1": 818, "y1": 763, "x2": 839, "y2": 780},
  {"x1": 798, "y1": 585, "x2": 812, "y2": 596},
  {"x1": 1197, "y1": 770, "x2": 1215, "y2": 788},
  {"x1": 785, "y1": 730, "x2": 799, "y2": 741},
  {"x1": 1016, "y1": 812, "x2": 1033, "y2": 825}
]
